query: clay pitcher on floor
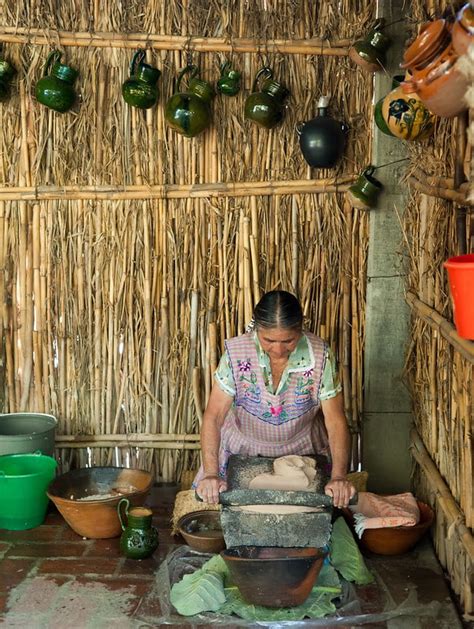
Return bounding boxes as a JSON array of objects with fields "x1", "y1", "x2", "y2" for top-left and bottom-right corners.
[{"x1": 118, "y1": 498, "x2": 159, "y2": 560}]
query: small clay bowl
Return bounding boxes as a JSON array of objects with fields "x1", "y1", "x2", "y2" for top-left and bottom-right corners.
[
  {"x1": 47, "y1": 466, "x2": 153, "y2": 539},
  {"x1": 221, "y1": 546, "x2": 326, "y2": 608},
  {"x1": 342, "y1": 501, "x2": 434, "y2": 555},
  {"x1": 177, "y1": 510, "x2": 225, "y2": 553}
]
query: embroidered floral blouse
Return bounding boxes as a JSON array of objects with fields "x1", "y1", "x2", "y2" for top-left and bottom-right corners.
[{"x1": 215, "y1": 332, "x2": 341, "y2": 400}]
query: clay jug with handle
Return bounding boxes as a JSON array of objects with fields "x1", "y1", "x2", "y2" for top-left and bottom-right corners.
[
  {"x1": 118, "y1": 498, "x2": 159, "y2": 560},
  {"x1": 0, "y1": 59, "x2": 16, "y2": 102},
  {"x1": 244, "y1": 67, "x2": 290, "y2": 129},
  {"x1": 122, "y1": 50, "x2": 161, "y2": 109},
  {"x1": 35, "y1": 50, "x2": 78, "y2": 113},
  {"x1": 165, "y1": 65, "x2": 215, "y2": 137},
  {"x1": 296, "y1": 96, "x2": 348, "y2": 168}
]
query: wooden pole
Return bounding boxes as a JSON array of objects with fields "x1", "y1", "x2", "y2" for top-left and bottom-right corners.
[
  {"x1": 408, "y1": 175, "x2": 470, "y2": 204},
  {"x1": 0, "y1": 27, "x2": 350, "y2": 55},
  {"x1": 0, "y1": 179, "x2": 354, "y2": 202},
  {"x1": 405, "y1": 291, "x2": 474, "y2": 363}
]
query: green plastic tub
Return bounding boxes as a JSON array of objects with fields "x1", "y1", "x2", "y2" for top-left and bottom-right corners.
[
  {"x1": 0, "y1": 413, "x2": 57, "y2": 456},
  {"x1": 0, "y1": 452, "x2": 57, "y2": 530}
]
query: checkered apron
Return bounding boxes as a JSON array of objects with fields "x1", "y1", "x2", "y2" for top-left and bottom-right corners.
[{"x1": 194, "y1": 331, "x2": 329, "y2": 485}]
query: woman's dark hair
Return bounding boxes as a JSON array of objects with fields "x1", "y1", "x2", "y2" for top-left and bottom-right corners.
[{"x1": 253, "y1": 291, "x2": 303, "y2": 330}]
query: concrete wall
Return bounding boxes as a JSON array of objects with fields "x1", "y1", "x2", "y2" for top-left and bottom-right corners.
[{"x1": 362, "y1": 0, "x2": 413, "y2": 493}]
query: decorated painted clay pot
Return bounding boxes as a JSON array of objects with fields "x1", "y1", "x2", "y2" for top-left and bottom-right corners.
[
  {"x1": 400, "y1": 19, "x2": 468, "y2": 118},
  {"x1": 35, "y1": 50, "x2": 78, "y2": 113},
  {"x1": 0, "y1": 59, "x2": 16, "y2": 102},
  {"x1": 165, "y1": 65, "x2": 215, "y2": 137},
  {"x1": 118, "y1": 498, "x2": 159, "y2": 560},
  {"x1": 122, "y1": 50, "x2": 161, "y2": 109},
  {"x1": 374, "y1": 74, "x2": 436, "y2": 141},
  {"x1": 349, "y1": 19, "x2": 391, "y2": 73},
  {"x1": 452, "y1": 3, "x2": 474, "y2": 56},
  {"x1": 217, "y1": 61, "x2": 241, "y2": 96},
  {"x1": 244, "y1": 67, "x2": 290, "y2": 129},
  {"x1": 296, "y1": 96, "x2": 348, "y2": 167}
]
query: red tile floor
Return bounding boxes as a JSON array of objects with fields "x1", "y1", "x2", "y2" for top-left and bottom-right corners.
[{"x1": 0, "y1": 483, "x2": 465, "y2": 628}]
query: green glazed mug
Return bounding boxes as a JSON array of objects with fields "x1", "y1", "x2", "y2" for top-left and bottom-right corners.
[
  {"x1": 217, "y1": 61, "x2": 241, "y2": 96},
  {"x1": 35, "y1": 50, "x2": 78, "y2": 113},
  {"x1": 346, "y1": 166, "x2": 383, "y2": 209},
  {"x1": 122, "y1": 50, "x2": 161, "y2": 109},
  {"x1": 118, "y1": 498, "x2": 159, "y2": 560}
]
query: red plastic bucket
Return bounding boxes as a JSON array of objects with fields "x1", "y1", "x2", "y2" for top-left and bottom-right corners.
[{"x1": 444, "y1": 254, "x2": 474, "y2": 339}]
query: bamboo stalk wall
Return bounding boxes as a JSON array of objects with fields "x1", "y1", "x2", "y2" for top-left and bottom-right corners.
[
  {"x1": 404, "y1": 2, "x2": 473, "y2": 616},
  {"x1": 0, "y1": 1, "x2": 374, "y2": 481}
]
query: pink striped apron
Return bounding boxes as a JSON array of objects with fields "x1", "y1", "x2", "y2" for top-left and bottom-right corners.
[{"x1": 193, "y1": 331, "x2": 329, "y2": 485}]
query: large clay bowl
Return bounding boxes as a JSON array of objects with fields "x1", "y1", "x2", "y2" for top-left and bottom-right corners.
[
  {"x1": 177, "y1": 510, "x2": 225, "y2": 553},
  {"x1": 47, "y1": 466, "x2": 153, "y2": 539},
  {"x1": 342, "y1": 501, "x2": 434, "y2": 555},
  {"x1": 221, "y1": 546, "x2": 326, "y2": 608}
]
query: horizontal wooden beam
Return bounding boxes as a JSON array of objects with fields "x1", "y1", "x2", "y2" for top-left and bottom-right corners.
[
  {"x1": 56, "y1": 433, "x2": 201, "y2": 450},
  {"x1": 410, "y1": 428, "x2": 474, "y2": 560},
  {"x1": 0, "y1": 27, "x2": 350, "y2": 55},
  {"x1": 0, "y1": 178, "x2": 353, "y2": 201},
  {"x1": 406, "y1": 291, "x2": 474, "y2": 363},
  {"x1": 408, "y1": 175, "x2": 471, "y2": 205}
]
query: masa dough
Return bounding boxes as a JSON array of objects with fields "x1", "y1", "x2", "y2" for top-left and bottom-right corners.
[{"x1": 249, "y1": 454, "x2": 318, "y2": 491}]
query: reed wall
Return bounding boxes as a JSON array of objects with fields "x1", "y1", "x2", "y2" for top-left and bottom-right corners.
[{"x1": 0, "y1": 1, "x2": 374, "y2": 481}]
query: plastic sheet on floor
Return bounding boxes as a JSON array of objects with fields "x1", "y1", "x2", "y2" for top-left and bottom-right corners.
[{"x1": 134, "y1": 546, "x2": 442, "y2": 626}]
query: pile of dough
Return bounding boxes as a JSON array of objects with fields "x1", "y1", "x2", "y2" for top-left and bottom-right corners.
[{"x1": 248, "y1": 454, "x2": 318, "y2": 491}]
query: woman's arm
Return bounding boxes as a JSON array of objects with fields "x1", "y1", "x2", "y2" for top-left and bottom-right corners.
[
  {"x1": 197, "y1": 381, "x2": 233, "y2": 503},
  {"x1": 321, "y1": 392, "x2": 356, "y2": 508}
]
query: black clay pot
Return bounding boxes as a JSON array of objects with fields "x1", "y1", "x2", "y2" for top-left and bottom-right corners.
[{"x1": 297, "y1": 97, "x2": 348, "y2": 168}]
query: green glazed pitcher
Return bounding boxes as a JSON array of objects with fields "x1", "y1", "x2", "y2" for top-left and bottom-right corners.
[
  {"x1": 35, "y1": 50, "x2": 78, "y2": 113},
  {"x1": 122, "y1": 50, "x2": 161, "y2": 109},
  {"x1": 0, "y1": 59, "x2": 16, "y2": 102},
  {"x1": 349, "y1": 19, "x2": 391, "y2": 73},
  {"x1": 118, "y1": 498, "x2": 159, "y2": 560},
  {"x1": 164, "y1": 65, "x2": 215, "y2": 137},
  {"x1": 346, "y1": 166, "x2": 383, "y2": 209},
  {"x1": 244, "y1": 67, "x2": 290, "y2": 129},
  {"x1": 217, "y1": 61, "x2": 241, "y2": 97}
]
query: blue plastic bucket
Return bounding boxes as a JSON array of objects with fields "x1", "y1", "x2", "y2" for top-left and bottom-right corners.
[{"x1": 0, "y1": 452, "x2": 57, "y2": 530}]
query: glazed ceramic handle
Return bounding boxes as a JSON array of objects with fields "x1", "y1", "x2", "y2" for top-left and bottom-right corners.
[
  {"x1": 43, "y1": 50, "x2": 62, "y2": 77},
  {"x1": 117, "y1": 497, "x2": 130, "y2": 531},
  {"x1": 295, "y1": 121, "x2": 305, "y2": 135},
  {"x1": 176, "y1": 64, "x2": 199, "y2": 91},
  {"x1": 130, "y1": 49, "x2": 146, "y2": 76},
  {"x1": 251, "y1": 66, "x2": 273, "y2": 93}
]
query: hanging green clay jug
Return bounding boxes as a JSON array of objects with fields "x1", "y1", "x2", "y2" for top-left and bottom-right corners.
[
  {"x1": 118, "y1": 498, "x2": 159, "y2": 560},
  {"x1": 349, "y1": 19, "x2": 391, "y2": 73},
  {"x1": 217, "y1": 61, "x2": 241, "y2": 96},
  {"x1": 35, "y1": 50, "x2": 78, "y2": 113},
  {"x1": 165, "y1": 65, "x2": 215, "y2": 138},
  {"x1": 122, "y1": 50, "x2": 161, "y2": 109},
  {"x1": 374, "y1": 74, "x2": 436, "y2": 141},
  {"x1": 0, "y1": 59, "x2": 16, "y2": 102},
  {"x1": 244, "y1": 67, "x2": 290, "y2": 129}
]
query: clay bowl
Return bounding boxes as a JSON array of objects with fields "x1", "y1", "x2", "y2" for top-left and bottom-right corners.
[
  {"x1": 342, "y1": 501, "x2": 434, "y2": 556},
  {"x1": 221, "y1": 546, "x2": 326, "y2": 608},
  {"x1": 177, "y1": 510, "x2": 225, "y2": 553},
  {"x1": 47, "y1": 466, "x2": 153, "y2": 539}
]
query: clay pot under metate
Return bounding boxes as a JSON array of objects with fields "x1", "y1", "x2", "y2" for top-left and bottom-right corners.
[
  {"x1": 297, "y1": 96, "x2": 348, "y2": 168},
  {"x1": 122, "y1": 50, "x2": 161, "y2": 109},
  {"x1": 165, "y1": 65, "x2": 215, "y2": 137},
  {"x1": 452, "y1": 3, "x2": 474, "y2": 56},
  {"x1": 35, "y1": 50, "x2": 78, "y2": 113},
  {"x1": 400, "y1": 19, "x2": 468, "y2": 118},
  {"x1": 349, "y1": 18, "x2": 391, "y2": 73},
  {"x1": 0, "y1": 59, "x2": 16, "y2": 102},
  {"x1": 118, "y1": 498, "x2": 159, "y2": 559},
  {"x1": 244, "y1": 67, "x2": 290, "y2": 129},
  {"x1": 374, "y1": 74, "x2": 436, "y2": 141}
]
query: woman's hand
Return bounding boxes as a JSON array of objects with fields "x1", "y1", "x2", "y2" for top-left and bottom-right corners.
[
  {"x1": 196, "y1": 475, "x2": 227, "y2": 504},
  {"x1": 324, "y1": 477, "x2": 356, "y2": 508}
]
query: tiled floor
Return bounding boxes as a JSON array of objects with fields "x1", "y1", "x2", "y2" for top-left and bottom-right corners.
[{"x1": 0, "y1": 483, "x2": 464, "y2": 628}]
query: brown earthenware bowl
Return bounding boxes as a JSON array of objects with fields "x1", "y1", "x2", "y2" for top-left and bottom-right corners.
[
  {"x1": 342, "y1": 501, "x2": 434, "y2": 555},
  {"x1": 221, "y1": 546, "x2": 326, "y2": 608},
  {"x1": 47, "y1": 466, "x2": 153, "y2": 539},
  {"x1": 177, "y1": 510, "x2": 225, "y2": 553}
]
